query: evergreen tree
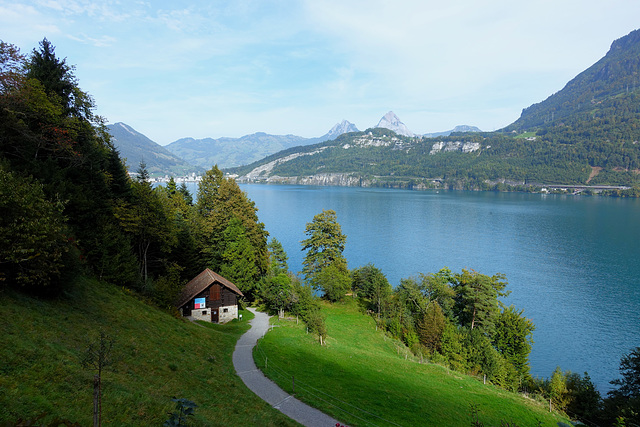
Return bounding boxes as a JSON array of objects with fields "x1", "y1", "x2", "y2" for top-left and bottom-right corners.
[
  {"x1": 197, "y1": 166, "x2": 268, "y2": 278},
  {"x1": 267, "y1": 238, "x2": 289, "y2": 275},
  {"x1": 452, "y1": 269, "x2": 509, "y2": 336},
  {"x1": 219, "y1": 216, "x2": 259, "y2": 297}
]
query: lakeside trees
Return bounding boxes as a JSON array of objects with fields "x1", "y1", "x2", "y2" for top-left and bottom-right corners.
[{"x1": 301, "y1": 209, "x2": 350, "y2": 302}]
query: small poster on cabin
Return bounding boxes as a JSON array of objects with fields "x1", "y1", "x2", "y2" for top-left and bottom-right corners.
[{"x1": 194, "y1": 298, "x2": 206, "y2": 309}]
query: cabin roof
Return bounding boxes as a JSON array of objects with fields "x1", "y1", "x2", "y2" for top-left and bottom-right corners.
[{"x1": 175, "y1": 268, "x2": 243, "y2": 309}]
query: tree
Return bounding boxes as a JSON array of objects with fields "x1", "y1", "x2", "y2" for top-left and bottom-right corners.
[
  {"x1": 548, "y1": 366, "x2": 570, "y2": 411},
  {"x1": 219, "y1": 216, "x2": 258, "y2": 297},
  {"x1": 26, "y1": 38, "x2": 93, "y2": 120},
  {"x1": 177, "y1": 182, "x2": 193, "y2": 205},
  {"x1": 262, "y1": 273, "x2": 293, "y2": 318},
  {"x1": 267, "y1": 238, "x2": 289, "y2": 275},
  {"x1": 419, "y1": 268, "x2": 456, "y2": 320},
  {"x1": 301, "y1": 209, "x2": 347, "y2": 289},
  {"x1": 81, "y1": 330, "x2": 116, "y2": 427},
  {"x1": 136, "y1": 161, "x2": 150, "y2": 183},
  {"x1": 452, "y1": 269, "x2": 510, "y2": 336},
  {"x1": 610, "y1": 347, "x2": 640, "y2": 400},
  {"x1": 306, "y1": 310, "x2": 328, "y2": 345},
  {"x1": 493, "y1": 305, "x2": 535, "y2": 380},
  {"x1": 314, "y1": 260, "x2": 351, "y2": 302},
  {"x1": 0, "y1": 41, "x2": 26, "y2": 94},
  {"x1": 0, "y1": 167, "x2": 72, "y2": 290},
  {"x1": 352, "y1": 264, "x2": 391, "y2": 315},
  {"x1": 416, "y1": 302, "x2": 447, "y2": 352},
  {"x1": 197, "y1": 166, "x2": 268, "y2": 278},
  {"x1": 605, "y1": 347, "x2": 640, "y2": 425},
  {"x1": 565, "y1": 372, "x2": 602, "y2": 423},
  {"x1": 114, "y1": 177, "x2": 176, "y2": 288}
]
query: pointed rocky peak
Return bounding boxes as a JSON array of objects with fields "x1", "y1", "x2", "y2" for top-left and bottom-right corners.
[
  {"x1": 326, "y1": 120, "x2": 359, "y2": 140},
  {"x1": 375, "y1": 111, "x2": 415, "y2": 137}
]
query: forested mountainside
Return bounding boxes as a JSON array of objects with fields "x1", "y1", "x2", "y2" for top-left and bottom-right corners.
[
  {"x1": 107, "y1": 122, "x2": 203, "y2": 176},
  {"x1": 230, "y1": 30, "x2": 640, "y2": 193}
]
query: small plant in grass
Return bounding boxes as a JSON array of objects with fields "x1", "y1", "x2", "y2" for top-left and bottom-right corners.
[
  {"x1": 164, "y1": 398, "x2": 197, "y2": 427},
  {"x1": 80, "y1": 330, "x2": 117, "y2": 427},
  {"x1": 305, "y1": 310, "x2": 327, "y2": 345}
]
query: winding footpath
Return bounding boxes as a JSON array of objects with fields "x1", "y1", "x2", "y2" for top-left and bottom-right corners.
[{"x1": 233, "y1": 308, "x2": 342, "y2": 427}]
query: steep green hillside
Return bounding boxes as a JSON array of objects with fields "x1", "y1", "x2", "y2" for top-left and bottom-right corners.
[
  {"x1": 255, "y1": 300, "x2": 570, "y2": 426},
  {"x1": 508, "y1": 29, "x2": 640, "y2": 131},
  {"x1": 0, "y1": 278, "x2": 299, "y2": 426}
]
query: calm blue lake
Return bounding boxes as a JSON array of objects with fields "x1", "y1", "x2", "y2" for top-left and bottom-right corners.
[{"x1": 186, "y1": 182, "x2": 640, "y2": 392}]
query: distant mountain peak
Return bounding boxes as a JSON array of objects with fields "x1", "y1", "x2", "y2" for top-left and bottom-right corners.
[
  {"x1": 326, "y1": 120, "x2": 359, "y2": 139},
  {"x1": 376, "y1": 111, "x2": 415, "y2": 137}
]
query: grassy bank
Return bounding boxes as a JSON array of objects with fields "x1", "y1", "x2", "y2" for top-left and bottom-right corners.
[
  {"x1": 0, "y1": 278, "x2": 299, "y2": 426},
  {"x1": 254, "y1": 300, "x2": 570, "y2": 426}
]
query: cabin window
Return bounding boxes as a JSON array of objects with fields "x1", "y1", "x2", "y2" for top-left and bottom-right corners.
[
  {"x1": 202, "y1": 310, "x2": 207, "y2": 315},
  {"x1": 223, "y1": 308, "x2": 229, "y2": 313}
]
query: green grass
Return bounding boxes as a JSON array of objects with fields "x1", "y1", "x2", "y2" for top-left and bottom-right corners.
[
  {"x1": 254, "y1": 300, "x2": 570, "y2": 426},
  {"x1": 0, "y1": 277, "x2": 300, "y2": 426},
  {"x1": 514, "y1": 131, "x2": 538, "y2": 139}
]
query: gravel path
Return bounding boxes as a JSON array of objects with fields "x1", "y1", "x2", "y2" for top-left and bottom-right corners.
[{"x1": 233, "y1": 308, "x2": 342, "y2": 427}]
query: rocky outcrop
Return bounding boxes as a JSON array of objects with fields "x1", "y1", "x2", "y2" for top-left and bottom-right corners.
[{"x1": 430, "y1": 141, "x2": 481, "y2": 154}]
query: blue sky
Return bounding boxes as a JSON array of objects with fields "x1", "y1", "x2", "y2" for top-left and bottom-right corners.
[{"x1": 2, "y1": 0, "x2": 640, "y2": 144}]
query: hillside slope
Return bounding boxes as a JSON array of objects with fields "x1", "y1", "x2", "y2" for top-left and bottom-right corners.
[
  {"x1": 508, "y1": 29, "x2": 640, "y2": 131},
  {"x1": 107, "y1": 122, "x2": 203, "y2": 177},
  {"x1": 0, "y1": 279, "x2": 299, "y2": 426},
  {"x1": 256, "y1": 301, "x2": 570, "y2": 426}
]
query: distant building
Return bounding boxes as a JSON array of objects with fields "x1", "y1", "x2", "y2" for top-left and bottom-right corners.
[{"x1": 175, "y1": 269, "x2": 243, "y2": 324}]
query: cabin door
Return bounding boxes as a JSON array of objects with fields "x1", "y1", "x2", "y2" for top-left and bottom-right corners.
[{"x1": 212, "y1": 308, "x2": 219, "y2": 323}]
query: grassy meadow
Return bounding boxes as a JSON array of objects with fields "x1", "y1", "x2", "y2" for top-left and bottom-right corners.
[
  {"x1": 0, "y1": 278, "x2": 300, "y2": 426},
  {"x1": 254, "y1": 300, "x2": 570, "y2": 426}
]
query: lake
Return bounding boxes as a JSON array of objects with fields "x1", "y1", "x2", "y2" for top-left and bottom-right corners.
[{"x1": 185, "y1": 182, "x2": 640, "y2": 392}]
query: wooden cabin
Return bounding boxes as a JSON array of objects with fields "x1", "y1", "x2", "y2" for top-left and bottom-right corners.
[{"x1": 175, "y1": 269, "x2": 244, "y2": 324}]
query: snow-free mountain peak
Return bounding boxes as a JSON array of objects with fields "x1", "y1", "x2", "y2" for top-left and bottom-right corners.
[
  {"x1": 325, "y1": 120, "x2": 359, "y2": 140},
  {"x1": 375, "y1": 111, "x2": 415, "y2": 137}
]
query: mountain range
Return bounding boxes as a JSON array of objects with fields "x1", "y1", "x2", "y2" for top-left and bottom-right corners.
[
  {"x1": 164, "y1": 119, "x2": 359, "y2": 170},
  {"x1": 229, "y1": 29, "x2": 640, "y2": 191},
  {"x1": 110, "y1": 29, "x2": 640, "y2": 191},
  {"x1": 106, "y1": 122, "x2": 204, "y2": 177},
  {"x1": 109, "y1": 114, "x2": 479, "y2": 173}
]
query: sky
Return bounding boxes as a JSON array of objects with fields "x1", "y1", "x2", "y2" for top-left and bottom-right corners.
[{"x1": 2, "y1": 1, "x2": 640, "y2": 145}]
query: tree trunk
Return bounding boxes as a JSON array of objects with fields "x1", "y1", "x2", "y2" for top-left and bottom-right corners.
[{"x1": 93, "y1": 374, "x2": 99, "y2": 427}]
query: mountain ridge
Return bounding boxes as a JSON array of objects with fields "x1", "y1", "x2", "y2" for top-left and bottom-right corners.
[
  {"x1": 107, "y1": 122, "x2": 203, "y2": 176},
  {"x1": 228, "y1": 29, "x2": 640, "y2": 192}
]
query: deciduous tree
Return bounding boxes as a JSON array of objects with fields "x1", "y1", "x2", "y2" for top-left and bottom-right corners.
[
  {"x1": 493, "y1": 305, "x2": 535, "y2": 379},
  {"x1": 352, "y1": 264, "x2": 391, "y2": 315}
]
